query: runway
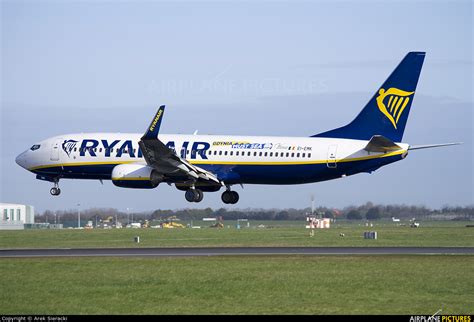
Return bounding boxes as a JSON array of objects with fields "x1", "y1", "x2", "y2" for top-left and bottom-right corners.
[{"x1": 1, "y1": 247, "x2": 473, "y2": 257}]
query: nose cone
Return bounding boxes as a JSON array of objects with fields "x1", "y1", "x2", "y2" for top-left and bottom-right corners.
[{"x1": 15, "y1": 151, "x2": 27, "y2": 169}]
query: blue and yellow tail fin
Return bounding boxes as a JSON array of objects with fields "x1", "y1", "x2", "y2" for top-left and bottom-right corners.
[{"x1": 313, "y1": 52, "x2": 425, "y2": 142}]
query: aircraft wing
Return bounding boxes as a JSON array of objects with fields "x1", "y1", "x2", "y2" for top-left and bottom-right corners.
[{"x1": 138, "y1": 106, "x2": 221, "y2": 185}]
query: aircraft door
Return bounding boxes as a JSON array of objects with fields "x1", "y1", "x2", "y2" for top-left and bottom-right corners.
[
  {"x1": 50, "y1": 139, "x2": 63, "y2": 161},
  {"x1": 327, "y1": 144, "x2": 337, "y2": 168}
]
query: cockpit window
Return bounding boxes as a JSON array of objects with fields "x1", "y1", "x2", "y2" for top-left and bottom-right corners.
[{"x1": 30, "y1": 144, "x2": 41, "y2": 151}]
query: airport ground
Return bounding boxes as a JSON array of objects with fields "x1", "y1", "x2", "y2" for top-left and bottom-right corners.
[
  {"x1": 0, "y1": 220, "x2": 472, "y2": 248},
  {"x1": 0, "y1": 221, "x2": 473, "y2": 314}
]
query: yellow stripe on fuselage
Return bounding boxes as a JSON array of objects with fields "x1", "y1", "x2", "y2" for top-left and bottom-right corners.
[
  {"x1": 191, "y1": 149, "x2": 406, "y2": 165},
  {"x1": 29, "y1": 150, "x2": 406, "y2": 171}
]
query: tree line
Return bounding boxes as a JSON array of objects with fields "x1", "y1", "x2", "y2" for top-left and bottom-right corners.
[{"x1": 37, "y1": 203, "x2": 474, "y2": 224}]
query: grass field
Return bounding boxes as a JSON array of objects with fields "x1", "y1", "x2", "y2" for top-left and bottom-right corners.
[
  {"x1": 1, "y1": 221, "x2": 472, "y2": 314},
  {"x1": 0, "y1": 221, "x2": 472, "y2": 248},
  {"x1": 0, "y1": 256, "x2": 472, "y2": 314}
]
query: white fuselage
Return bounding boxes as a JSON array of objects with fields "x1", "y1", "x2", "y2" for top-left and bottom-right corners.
[{"x1": 16, "y1": 133, "x2": 409, "y2": 185}]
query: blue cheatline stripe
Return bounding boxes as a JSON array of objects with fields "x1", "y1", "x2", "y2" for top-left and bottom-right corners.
[{"x1": 30, "y1": 152, "x2": 404, "y2": 185}]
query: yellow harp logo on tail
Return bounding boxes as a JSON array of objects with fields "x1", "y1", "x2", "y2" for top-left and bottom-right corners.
[{"x1": 376, "y1": 88, "x2": 414, "y2": 129}]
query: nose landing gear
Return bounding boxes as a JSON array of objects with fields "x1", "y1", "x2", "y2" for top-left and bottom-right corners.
[{"x1": 50, "y1": 180, "x2": 61, "y2": 196}]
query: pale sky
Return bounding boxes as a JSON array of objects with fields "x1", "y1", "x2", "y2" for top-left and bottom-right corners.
[{"x1": 1, "y1": 0, "x2": 472, "y2": 212}]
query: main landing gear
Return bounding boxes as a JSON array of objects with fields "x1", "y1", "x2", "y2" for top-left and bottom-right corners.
[
  {"x1": 183, "y1": 187, "x2": 239, "y2": 204},
  {"x1": 185, "y1": 188, "x2": 204, "y2": 203},
  {"x1": 50, "y1": 180, "x2": 61, "y2": 196},
  {"x1": 221, "y1": 190, "x2": 239, "y2": 204}
]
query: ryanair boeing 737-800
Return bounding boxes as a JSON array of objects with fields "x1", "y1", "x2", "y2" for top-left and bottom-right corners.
[{"x1": 15, "y1": 52, "x2": 459, "y2": 204}]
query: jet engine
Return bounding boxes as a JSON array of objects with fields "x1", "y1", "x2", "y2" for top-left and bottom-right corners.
[{"x1": 111, "y1": 164, "x2": 163, "y2": 189}]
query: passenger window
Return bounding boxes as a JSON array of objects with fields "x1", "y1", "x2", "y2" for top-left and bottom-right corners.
[
  {"x1": 286, "y1": 153, "x2": 289, "y2": 157},
  {"x1": 270, "y1": 152, "x2": 273, "y2": 157},
  {"x1": 99, "y1": 148, "x2": 103, "y2": 153},
  {"x1": 74, "y1": 148, "x2": 77, "y2": 152},
  {"x1": 236, "y1": 151, "x2": 239, "y2": 156},
  {"x1": 219, "y1": 151, "x2": 222, "y2": 156},
  {"x1": 275, "y1": 152, "x2": 278, "y2": 157},
  {"x1": 248, "y1": 152, "x2": 251, "y2": 156},
  {"x1": 302, "y1": 153, "x2": 305, "y2": 158},
  {"x1": 297, "y1": 153, "x2": 300, "y2": 158},
  {"x1": 259, "y1": 152, "x2": 262, "y2": 157},
  {"x1": 230, "y1": 151, "x2": 233, "y2": 156},
  {"x1": 264, "y1": 152, "x2": 268, "y2": 157},
  {"x1": 254, "y1": 152, "x2": 257, "y2": 157},
  {"x1": 308, "y1": 153, "x2": 312, "y2": 158},
  {"x1": 224, "y1": 151, "x2": 228, "y2": 156}
]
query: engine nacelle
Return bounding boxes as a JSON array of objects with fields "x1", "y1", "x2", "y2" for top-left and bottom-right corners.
[{"x1": 111, "y1": 164, "x2": 163, "y2": 189}]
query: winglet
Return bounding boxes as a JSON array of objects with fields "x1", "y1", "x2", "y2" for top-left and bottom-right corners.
[{"x1": 142, "y1": 105, "x2": 165, "y2": 140}]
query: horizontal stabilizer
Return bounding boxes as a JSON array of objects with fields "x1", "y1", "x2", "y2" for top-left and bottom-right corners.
[
  {"x1": 364, "y1": 135, "x2": 402, "y2": 153},
  {"x1": 408, "y1": 142, "x2": 462, "y2": 150}
]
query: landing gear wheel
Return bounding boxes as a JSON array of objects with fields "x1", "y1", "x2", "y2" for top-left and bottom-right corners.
[
  {"x1": 230, "y1": 191, "x2": 239, "y2": 204},
  {"x1": 185, "y1": 189, "x2": 196, "y2": 202},
  {"x1": 185, "y1": 189, "x2": 204, "y2": 202},
  {"x1": 221, "y1": 190, "x2": 239, "y2": 204},
  {"x1": 194, "y1": 189, "x2": 204, "y2": 202},
  {"x1": 50, "y1": 187, "x2": 61, "y2": 196},
  {"x1": 221, "y1": 191, "x2": 231, "y2": 204}
]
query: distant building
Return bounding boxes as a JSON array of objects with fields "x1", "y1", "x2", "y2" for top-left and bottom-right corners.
[
  {"x1": 0, "y1": 203, "x2": 35, "y2": 230},
  {"x1": 306, "y1": 217, "x2": 331, "y2": 229}
]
